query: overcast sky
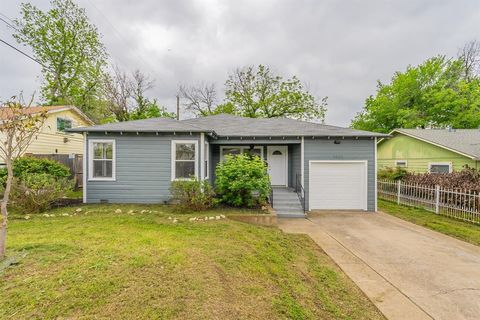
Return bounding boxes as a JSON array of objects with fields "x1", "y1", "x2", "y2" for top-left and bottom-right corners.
[{"x1": 1, "y1": 0, "x2": 479, "y2": 126}]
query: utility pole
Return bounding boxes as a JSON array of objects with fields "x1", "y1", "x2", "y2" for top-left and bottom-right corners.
[{"x1": 176, "y1": 95, "x2": 180, "y2": 120}]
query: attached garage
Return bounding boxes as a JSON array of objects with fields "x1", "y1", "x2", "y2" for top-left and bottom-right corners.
[{"x1": 309, "y1": 161, "x2": 368, "y2": 210}]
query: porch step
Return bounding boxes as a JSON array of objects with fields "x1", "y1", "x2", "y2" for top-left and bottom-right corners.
[
  {"x1": 275, "y1": 209, "x2": 305, "y2": 218},
  {"x1": 272, "y1": 187, "x2": 305, "y2": 219}
]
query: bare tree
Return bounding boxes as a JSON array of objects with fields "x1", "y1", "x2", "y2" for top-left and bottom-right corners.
[
  {"x1": 0, "y1": 95, "x2": 47, "y2": 260},
  {"x1": 102, "y1": 66, "x2": 133, "y2": 121},
  {"x1": 458, "y1": 40, "x2": 480, "y2": 81},
  {"x1": 103, "y1": 66, "x2": 162, "y2": 121},
  {"x1": 178, "y1": 83, "x2": 217, "y2": 116},
  {"x1": 132, "y1": 70, "x2": 154, "y2": 115}
]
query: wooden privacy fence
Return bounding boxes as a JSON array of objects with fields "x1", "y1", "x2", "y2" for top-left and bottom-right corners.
[
  {"x1": 378, "y1": 179, "x2": 480, "y2": 224},
  {"x1": 31, "y1": 154, "x2": 83, "y2": 188}
]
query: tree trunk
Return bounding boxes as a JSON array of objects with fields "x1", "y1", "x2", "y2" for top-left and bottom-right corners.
[{"x1": 0, "y1": 158, "x2": 13, "y2": 260}]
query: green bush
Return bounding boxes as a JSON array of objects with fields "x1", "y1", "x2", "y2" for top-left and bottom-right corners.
[
  {"x1": 0, "y1": 156, "x2": 71, "y2": 183},
  {"x1": 378, "y1": 167, "x2": 408, "y2": 181},
  {"x1": 10, "y1": 173, "x2": 73, "y2": 213},
  {"x1": 215, "y1": 154, "x2": 271, "y2": 207},
  {"x1": 169, "y1": 178, "x2": 216, "y2": 211}
]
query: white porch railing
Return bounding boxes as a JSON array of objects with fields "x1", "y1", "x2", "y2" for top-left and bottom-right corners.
[{"x1": 378, "y1": 179, "x2": 480, "y2": 224}]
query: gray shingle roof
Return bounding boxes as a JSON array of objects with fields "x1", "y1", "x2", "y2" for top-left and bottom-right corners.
[
  {"x1": 394, "y1": 129, "x2": 480, "y2": 159},
  {"x1": 69, "y1": 113, "x2": 388, "y2": 138},
  {"x1": 182, "y1": 114, "x2": 387, "y2": 137},
  {"x1": 68, "y1": 117, "x2": 209, "y2": 133}
]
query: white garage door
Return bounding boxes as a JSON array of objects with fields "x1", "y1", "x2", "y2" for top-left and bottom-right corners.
[{"x1": 309, "y1": 161, "x2": 368, "y2": 210}]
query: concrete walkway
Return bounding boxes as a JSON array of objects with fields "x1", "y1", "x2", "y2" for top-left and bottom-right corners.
[{"x1": 278, "y1": 211, "x2": 480, "y2": 320}]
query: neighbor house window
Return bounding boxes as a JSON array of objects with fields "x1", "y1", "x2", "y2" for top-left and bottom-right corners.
[
  {"x1": 172, "y1": 140, "x2": 198, "y2": 180},
  {"x1": 89, "y1": 140, "x2": 115, "y2": 180},
  {"x1": 57, "y1": 117, "x2": 72, "y2": 132},
  {"x1": 428, "y1": 162, "x2": 452, "y2": 174},
  {"x1": 204, "y1": 142, "x2": 209, "y2": 179},
  {"x1": 395, "y1": 160, "x2": 407, "y2": 168},
  {"x1": 220, "y1": 146, "x2": 263, "y2": 161}
]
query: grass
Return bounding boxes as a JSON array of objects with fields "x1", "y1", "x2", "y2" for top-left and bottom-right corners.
[
  {"x1": 379, "y1": 199, "x2": 480, "y2": 246},
  {"x1": 0, "y1": 204, "x2": 383, "y2": 320}
]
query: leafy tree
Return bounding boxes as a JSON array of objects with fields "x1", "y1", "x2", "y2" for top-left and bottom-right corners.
[
  {"x1": 0, "y1": 95, "x2": 47, "y2": 260},
  {"x1": 14, "y1": 0, "x2": 108, "y2": 114},
  {"x1": 179, "y1": 65, "x2": 327, "y2": 120},
  {"x1": 352, "y1": 56, "x2": 480, "y2": 133},
  {"x1": 224, "y1": 65, "x2": 327, "y2": 121}
]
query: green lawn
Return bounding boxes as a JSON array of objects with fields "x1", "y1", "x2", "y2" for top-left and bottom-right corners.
[
  {"x1": 1, "y1": 204, "x2": 383, "y2": 320},
  {"x1": 379, "y1": 199, "x2": 480, "y2": 246}
]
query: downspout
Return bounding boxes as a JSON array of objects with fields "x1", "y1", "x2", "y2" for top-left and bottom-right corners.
[{"x1": 83, "y1": 132, "x2": 87, "y2": 204}]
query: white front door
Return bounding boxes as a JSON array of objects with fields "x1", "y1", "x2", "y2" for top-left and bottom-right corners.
[{"x1": 268, "y1": 146, "x2": 288, "y2": 186}]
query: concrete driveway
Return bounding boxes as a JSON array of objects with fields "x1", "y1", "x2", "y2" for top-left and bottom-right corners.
[{"x1": 278, "y1": 211, "x2": 480, "y2": 320}]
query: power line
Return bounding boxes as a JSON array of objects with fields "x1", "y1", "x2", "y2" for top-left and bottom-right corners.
[
  {"x1": 84, "y1": 0, "x2": 157, "y2": 73},
  {"x1": 0, "y1": 16, "x2": 16, "y2": 30},
  {"x1": 0, "y1": 38, "x2": 49, "y2": 70}
]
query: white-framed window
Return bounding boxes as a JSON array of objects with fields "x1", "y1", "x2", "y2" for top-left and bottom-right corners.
[
  {"x1": 172, "y1": 140, "x2": 198, "y2": 180},
  {"x1": 204, "y1": 141, "x2": 209, "y2": 179},
  {"x1": 395, "y1": 160, "x2": 408, "y2": 168},
  {"x1": 88, "y1": 139, "x2": 115, "y2": 181},
  {"x1": 428, "y1": 162, "x2": 452, "y2": 174},
  {"x1": 57, "y1": 117, "x2": 72, "y2": 132},
  {"x1": 220, "y1": 146, "x2": 264, "y2": 161}
]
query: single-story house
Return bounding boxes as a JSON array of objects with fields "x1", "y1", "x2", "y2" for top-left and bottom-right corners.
[
  {"x1": 69, "y1": 114, "x2": 387, "y2": 213},
  {"x1": 378, "y1": 129, "x2": 480, "y2": 173}
]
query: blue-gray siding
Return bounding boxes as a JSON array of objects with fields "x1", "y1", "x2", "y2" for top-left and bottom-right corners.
[
  {"x1": 288, "y1": 144, "x2": 301, "y2": 188},
  {"x1": 304, "y1": 138, "x2": 376, "y2": 211},
  {"x1": 86, "y1": 133, "x2": 200, "y2": 203}
]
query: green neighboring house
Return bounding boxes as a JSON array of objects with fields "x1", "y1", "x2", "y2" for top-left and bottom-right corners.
[{"x1": 377, "y1": 129, "x2": 480, "y2": 173}]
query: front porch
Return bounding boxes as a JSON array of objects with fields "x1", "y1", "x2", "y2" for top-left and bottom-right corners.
[{"x1": 208, "y1": 142, "x2": 302, "y2": 190}]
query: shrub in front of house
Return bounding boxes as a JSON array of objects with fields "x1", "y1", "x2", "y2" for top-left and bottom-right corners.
[
  {"x1": 0, "y1": 156, "x2": 71, "y2": 183},
  {"x1": 215, "y1": 154, "x2": 271, "y2": 207},
  {"x1": 378, "y1": 167, "x2": 408, "y2": 181},
  {"x1": 0, "y1": 157, "x2": 73, "y2": 213},
  {"x1": 10, "y1": 173, "x2": 74, "y2": 213},
  {"x1": 170, "y1": 178, "x2": 216, "y2": 211}
]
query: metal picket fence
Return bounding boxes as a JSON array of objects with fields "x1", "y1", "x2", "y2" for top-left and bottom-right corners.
[{"x1": 378, "y1": 179, "x2": 480, "y2": 224}]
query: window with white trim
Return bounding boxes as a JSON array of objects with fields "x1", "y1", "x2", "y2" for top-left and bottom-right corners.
[
  {"x1": 395, "y1": 160, "x2": 407, "y2": 168},
  {"x1": 204, "y1": 142, "x2": 209, "y2": 179},
  {"x1": 89, "y1": 140, "x2": 115, "y2": 180},
  {"x1": 429, "y1": 162, "x2": 452, "y2": 174},
  {"x1": 172, "y1": 141, "x2": 197, "y2": 179},
  {"x1": 220, "y1": 146, "x2": 263, "y2": 160}
]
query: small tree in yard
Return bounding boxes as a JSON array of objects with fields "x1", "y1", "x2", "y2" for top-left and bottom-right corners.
[
  {"x1": 215, "y1": 154, "x2": 271, "y2": 207},
  {"x1": 0, "y1": 96, "x2": 46, "y2": 260}
]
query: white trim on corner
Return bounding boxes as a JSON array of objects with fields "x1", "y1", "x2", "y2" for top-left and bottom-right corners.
[
  {"x1": 301, "y1": 137, "x2": 305, "y2": 188},
  {"x1": 374, "y1": 138, "x2": 378, "y2": 212},
  {"x1": 171, "y1": 140, "x2": 199, "y2": 181},
  {"x1": 88, "y1": 139, "x2": 116, "y2": 181},
  {"x1": 200, "y1": 133, "x2": 205, "y2": 180},
  {"x1": 394, "y1": 159, "x2": 408, "y2": 167},
  {"x1": 267, "y1": 145, "x2": 288, "y2": 187},
  {"x1": 428, "y1": 162, "x2": 452, "y2": 173},
  {"x1": 308, "y1": 160, "x2": 369, "y2": 212},
  {"x1": 83, "y1": 133, "x2": 87, "y2": 203}
]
